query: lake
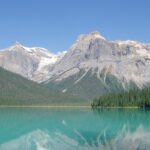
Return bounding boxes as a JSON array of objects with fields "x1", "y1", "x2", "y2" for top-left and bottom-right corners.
[{"x1": 0, "y1": 107, "x2": 150, "y2": 150}]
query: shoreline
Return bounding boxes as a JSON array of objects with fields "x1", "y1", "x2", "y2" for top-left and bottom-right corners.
[
  {"x1": 0, "y1": 105, "x2": 91, "y2": 108},
  {"x1": 0, "y1": 105, "x2": 141, "y2": 109}
]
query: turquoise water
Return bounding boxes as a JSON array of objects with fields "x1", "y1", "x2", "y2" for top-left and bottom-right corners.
[{"x1": 0, "y1": 108, "x2": 150, "y2": 150}]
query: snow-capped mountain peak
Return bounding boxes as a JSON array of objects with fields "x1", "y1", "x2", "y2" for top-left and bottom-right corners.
[
  {"x1": 70, "y1": 31, "x2": 107, "y2": 52},
  {"x1": 43, "y1": 31, "x2": 150, "y2": 90},
  {"x1": 76, "y1": 31, "x2": 106, "y2": 42},
  {"x1": 0, "y1": 43, "x2": 67, "y2": 82},
  {"x1": 89, "y1": 31, "x2": 106, "y2": 40},
  {"x1": 8, "y1": 42, "x2": 51, "y2": 54}
]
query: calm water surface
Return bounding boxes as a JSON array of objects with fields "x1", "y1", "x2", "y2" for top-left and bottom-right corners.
[{"x1": 0, "y1": 107, "x2": 150, "y2": 150}]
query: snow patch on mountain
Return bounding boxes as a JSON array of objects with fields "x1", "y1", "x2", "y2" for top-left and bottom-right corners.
[
  {"x1": 37, "y1": 57, "x2": 57, "y2": 71},
  {"x1": 62, "y1": 89, "x2": 67, "y2": 93},
  {"x1": 74, "y1": 70, "x2": 89, "y2": 85}
]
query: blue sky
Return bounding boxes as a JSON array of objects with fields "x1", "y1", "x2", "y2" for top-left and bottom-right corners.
[{"x1": 0, "y1": 0, "x2": 149, "y2": 52}]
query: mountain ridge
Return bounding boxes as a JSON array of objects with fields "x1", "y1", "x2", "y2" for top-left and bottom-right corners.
[
  {"x1": 44, "y1": 32, "x2": 150, "y2": 87},
  {"x1": 1, "y1": 31, "x2": 150, "y2": 100},
  {"x1": 0, "y1": 42, "x2": 66, "y2": 82}
]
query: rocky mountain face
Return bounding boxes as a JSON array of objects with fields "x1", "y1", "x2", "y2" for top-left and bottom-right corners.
[
  {"x1": 44, "y1": 32, "x2": 150, "y2": 99},
  {"x1": 1, "y1": 32, "x2": 150, "y2": 100},
  {"x1": 0, "y1": 42, "x2": 66, "y2": 82},
  {"x1": 46, "y1": 32, "x2": 150, "y2": 87}
]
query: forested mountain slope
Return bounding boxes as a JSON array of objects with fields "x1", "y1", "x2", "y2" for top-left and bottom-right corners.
[{"x1": 0, "y1": 67, "x2": 83, "y2": 105}]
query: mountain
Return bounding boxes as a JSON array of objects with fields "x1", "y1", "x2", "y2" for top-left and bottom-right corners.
[
  {"x1": 44, "y1": 32, "x2": 150, "y2": 100},
  {"x1": 1, "y1": 31, "x2": 150, "y2": 101},
  {"x1": 0, "y1": 42, "x2": 66, "y2": 82},
  {"x1": 0, "y1": 67, "x2": 84, "y2": 105}
]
